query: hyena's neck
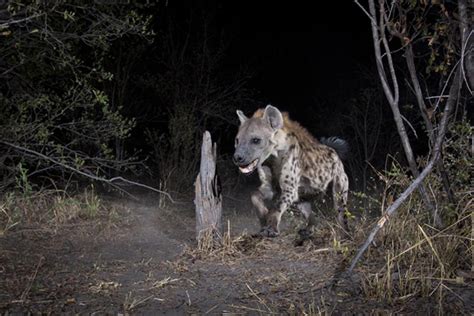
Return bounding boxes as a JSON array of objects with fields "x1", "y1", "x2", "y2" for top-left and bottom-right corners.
[
  {"x1": 273, "y1": 115, "x2": 322, "y2": 157},
  {"x1": 271, "y1": 129, "x2": 299, "y2": 158}
]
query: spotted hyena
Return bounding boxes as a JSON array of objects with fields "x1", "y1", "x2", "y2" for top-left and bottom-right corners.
[{"x1": 233, "y1": 105, "x2": 349, "y2": 237}]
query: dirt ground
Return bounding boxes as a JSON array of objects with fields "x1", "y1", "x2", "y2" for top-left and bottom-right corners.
[{"x1": 0, "y1": 188, "x2": 472, "y2": 315}]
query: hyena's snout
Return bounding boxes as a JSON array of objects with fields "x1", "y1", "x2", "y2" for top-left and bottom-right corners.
[
  {"x1": 233, "y1": 148, "x2": 259, "y2": 175},
  {"x1": 232, "y1": 146, "x2": 251, "y2": 166},
  {"x1": 233, "y1": 152, "x2": 245, "y2": 165}
]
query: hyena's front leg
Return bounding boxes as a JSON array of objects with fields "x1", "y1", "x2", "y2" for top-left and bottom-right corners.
[
  {"x1": 264, "y1": 160, "x2": 300, "y2": 237},
  {"x1": 251, "y1": 166, "x2": 274, "y2": 228}
]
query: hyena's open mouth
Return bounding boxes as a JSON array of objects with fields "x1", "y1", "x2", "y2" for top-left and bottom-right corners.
[{"x1": 238, "y1": 159, "x2": 259, "y2": 174}]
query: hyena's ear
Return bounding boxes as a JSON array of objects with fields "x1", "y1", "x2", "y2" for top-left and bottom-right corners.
[
  {"x1": 263, "y1": 105, "x2": 283, "y2": 130},
  {"x1": 236, "y1": 110, "x2": 248, "y2": 124}
]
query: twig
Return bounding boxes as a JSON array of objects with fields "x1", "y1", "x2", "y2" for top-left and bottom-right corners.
[
  {"x1": 418, "y1": 224, "x2": 445, "y2": 276},
  {"x1": 353, "y1": 0, "x2": 377, "y2": 24},
  {"x1": 246, "y1": 283, "x2": 272, "y2": 313},
  {"x1": 0, "y1": 14, "x2": 43, "y2": 28},
  {"x1": 205, "y1": 304, "x2": 220, "y2": 314},
  {"x1": 125, "y1": 293, "x2": 154, "y2": 311},
  {"x1": 20, "y1": 256, "x2": 44, "y2": 301},
  {"x1": 0, "y1": 140, "x2": 180, "y2": 204},
  {"x1": 460, "y1": 30, "x2": 473, "y2": 94},
  {"x1": 400, "y1": 114, "x2": 418, "y2": 139},
  {"x1": 229, "y1": 304, "x2": 276, "y2": 314},
  {"x1": 108, "y1": 176, "x2": 180, "y2": 204},
  {"x1": 185, "y1": 290, "x2": 191, "y2": 306}
]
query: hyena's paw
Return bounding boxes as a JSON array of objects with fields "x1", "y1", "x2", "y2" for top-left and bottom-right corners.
[
  {"x1": 259, "y1": 226, "x2": 279, "y2": 238},
  {"x1": 294, "y1": 228, "x2": 313, "y2": 246},
  {"x1": 297, "y1": 228, "x2": 313, "y2": 240}
]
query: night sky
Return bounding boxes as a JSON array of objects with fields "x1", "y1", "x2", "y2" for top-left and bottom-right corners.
[
  {"x1": 161, "y1": 1, "x2": 375, "y2": 117},
  {"x1": 217, "y1": 1, "x2": 374, "y2": 111}
]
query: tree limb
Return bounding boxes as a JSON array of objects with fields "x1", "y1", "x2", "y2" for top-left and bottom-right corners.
[
  {"x1": 405, "y1": 43, "x2": 456, "y2": 205},
  {"x1": 0, "y1": 14, "x2": 43, "y2": 28},
  {"x1": 0, "y1": 140, "x2": 180, "y2": 204}
]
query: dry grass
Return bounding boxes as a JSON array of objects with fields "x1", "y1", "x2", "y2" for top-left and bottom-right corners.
[
  {"x1": 353, "y1": 183, "x2": 472, "y2": 313},
  {"x1": 0, "y1": 186, "x2": 122, "y2": 235},
  {"x1": 186, "y1": 218, "x2": 343, "y2": 265},
  {"x1": 345, "y1": 131, "x2": 474, "y2": 313},
  {"x1": 123, "y1": 291, "x2": 156, "y2": 312}
]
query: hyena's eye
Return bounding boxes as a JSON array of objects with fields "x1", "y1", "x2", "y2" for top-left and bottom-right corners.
[
  {"x1": 251, "y1": 137, "x2": 261, "y2": 145},
  {"x1": 235, "y1": 138, "x2": 239, "y2": 147}
]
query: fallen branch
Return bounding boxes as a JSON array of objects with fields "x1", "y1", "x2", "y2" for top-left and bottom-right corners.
[
  {"x1": 0, "y1": 140, "x2": 179, "y2": 204},
  {"x1": 348, "y1": 67, "x2": 462, "y2": 272}
]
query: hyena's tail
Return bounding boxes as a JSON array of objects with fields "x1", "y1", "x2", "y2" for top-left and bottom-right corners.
[{"x1": 320, "y1": 137, "x2": 350, "y2": 160}]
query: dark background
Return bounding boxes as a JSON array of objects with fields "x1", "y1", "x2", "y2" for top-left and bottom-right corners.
[
  {"x1": 122, "y1": 0, "x2": 398, "y2": 190},
  {"x1": 148, "y1": 0, "x2": 379, "y2": 150},
  {"x1": 218, "y1": 1, "x2": 373, "y2": 109}
]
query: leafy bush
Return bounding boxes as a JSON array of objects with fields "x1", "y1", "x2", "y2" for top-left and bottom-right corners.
[{"x1": 0, "y1": 1, "x2": 153, "y2": 191}]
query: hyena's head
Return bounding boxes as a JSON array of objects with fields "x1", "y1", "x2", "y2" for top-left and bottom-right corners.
[{"x1": 233, "y1": 105, "x2": 283, "y2": 175}]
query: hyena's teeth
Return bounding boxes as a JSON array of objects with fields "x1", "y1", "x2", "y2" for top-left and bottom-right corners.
[{"x1": 239, "y1": 159, "x2": 258, "y2": 174}]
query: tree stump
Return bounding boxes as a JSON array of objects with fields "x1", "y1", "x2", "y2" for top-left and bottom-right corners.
[{"x1": 194, "y1": 131, "x2": 222, "y2": 242}]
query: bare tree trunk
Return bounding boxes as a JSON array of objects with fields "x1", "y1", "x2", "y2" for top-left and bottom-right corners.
[
  {"x1": 361, "y1": 0, "x2": 441, "y2": 226},
  {"x1": 405, "y1": 44, "x2": 456, "y2": 205},
  {"x1": 194, "y1": 131, "x2": 222, "y2": 241},
  {"x1": 348, "y1": 68, "x2": 462, "y2": 272}
]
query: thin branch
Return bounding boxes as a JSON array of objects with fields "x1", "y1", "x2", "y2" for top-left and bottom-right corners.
[
  {"x1": 0, "y1": 140, "x2": 180, "y2": 204},
  {"x1": 403, "y1": 43, "x2": 456, "y2": 204},
  {"x1": 108, "y1": 176, "x2": 182, "y2": 204},
  {"x1": 400, "y1": 114, "x2": 418, "y2": 139},
  {"x1": 0, "y1": 14, "x2": 43, "y2": 28},
  {"x1": 405, "y1": 43, "x2": 434, "y2": 136},
  {"x1": 353, "y1": 0, "x2": 377, "y2": 24},
  {"x1": 425, "y1": 95, "x2": 451, "y2": 99},
  {"x1": 460, "y1": 29, "x2": 473, "y2": 95},
  {"x1": 378, "y1": 0, "x2": 399, "y2": 105},
  {"x1": 433, "y1": 58, "x2": 462, "y2": 112},
  {"x1": 368, "y1": 0, "x2": 395, "y2": 105}
]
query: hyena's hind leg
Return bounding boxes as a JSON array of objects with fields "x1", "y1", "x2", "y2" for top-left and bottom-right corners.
[
  {"x1": 332, "y1": 171, "x2": 350, "y2": 234},
  {"x1": 251, "y1": 166, "x2": 274, "y2": 228},
  {"x1": 296, "y1": 201, "x2": 316, "y2": 241}
]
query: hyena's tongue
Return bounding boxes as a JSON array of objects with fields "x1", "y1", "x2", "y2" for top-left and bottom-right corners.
[{"x1": 239, "y1": 159, "x2": 258, "y2": 174}]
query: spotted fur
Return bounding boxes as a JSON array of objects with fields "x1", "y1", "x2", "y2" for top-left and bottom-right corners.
[{"x1": 233, "y1": 105, "x2": 349, "y2": 237}]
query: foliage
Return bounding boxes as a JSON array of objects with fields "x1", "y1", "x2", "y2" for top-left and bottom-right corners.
[
  {"x1": 386, "y1": 0, "x2": 467, "y2": 109},
  {"x1": 0, "y1": 1, "x2": 153, "y2": 191},
  {"x1": 387, "y1": 0, "x2": 459, "y2": 75}
]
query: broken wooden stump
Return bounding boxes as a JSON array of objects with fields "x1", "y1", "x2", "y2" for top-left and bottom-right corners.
[{"x1": 194, "y1": 131, "x2": 222, "y2": 243}]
